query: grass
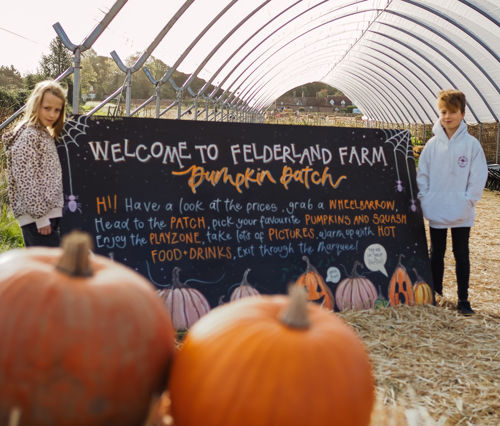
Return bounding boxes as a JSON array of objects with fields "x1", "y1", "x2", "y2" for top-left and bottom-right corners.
[
  {"x1": 0, "y1": 203, "x2": 24, "y2": 252},
  {"x1": 0, "y1": 130, "x2": 24, "y2": 253}
]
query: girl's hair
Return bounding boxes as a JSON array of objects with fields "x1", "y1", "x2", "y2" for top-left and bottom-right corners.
[
  {"x1": 437, "y1": 89, "x2": 466, "y2": 114},
  {"x1": 20, "y1": 80, "x2": 67, "y2": 139}
]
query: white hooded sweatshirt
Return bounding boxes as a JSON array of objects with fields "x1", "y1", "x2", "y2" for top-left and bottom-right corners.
[{"x1": 416, "y1": 119, "x2": 488, "y2": 229}]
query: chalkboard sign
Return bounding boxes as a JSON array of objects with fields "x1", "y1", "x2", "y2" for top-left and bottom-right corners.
[{"x1": 59, "y1": 116, "x2": 433, "y2": 312}]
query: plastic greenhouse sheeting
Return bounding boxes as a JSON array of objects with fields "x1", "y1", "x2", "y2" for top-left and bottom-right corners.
[{"x1": 2, "y1": 0, "x2": 499, "y2": 124}]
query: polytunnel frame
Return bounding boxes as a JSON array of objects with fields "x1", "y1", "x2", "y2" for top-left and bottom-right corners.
[
  {"x1": 235, "y1": 6, "x2": 497, "y2": 124},
  {"x1": 0, "y1": 0, "x2": 498, "y2": 162}
]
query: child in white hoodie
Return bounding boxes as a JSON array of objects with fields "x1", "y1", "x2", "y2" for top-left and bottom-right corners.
[{"x1": 417, "y1": 90, "x2": 488, "y2": 315}]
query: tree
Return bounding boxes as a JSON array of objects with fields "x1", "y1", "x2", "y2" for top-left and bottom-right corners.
[
  {"x1": 39, "y1": 37, "x2": 72, "y2": 78},
  {"x1": 39, "y1": 37, "x2": 73, "y2": 105},
  {"x1": 0, "y1": 66, "x2": 24, "y2": 90}
]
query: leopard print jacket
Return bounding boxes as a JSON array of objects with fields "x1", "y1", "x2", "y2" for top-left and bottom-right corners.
[{"x1": 3, "y1": 123, "x2": 63, "y2": 228}]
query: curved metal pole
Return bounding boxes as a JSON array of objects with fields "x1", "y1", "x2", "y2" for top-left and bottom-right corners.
[
  {"x1": 195, "y1": 0, "x2": 306, "y2": 96},
  {"x1": 382, "y1": 12, "x2": 499, "y2": 121},
  {"x1": 216, "y1": 0, "x2": 366, "y2": 103},
  {"x1": 181, "y1": 0, "x2": 273, "y2": 91},
  {"x1": 368, "y1": 29, "x2": 482, "y2": 123},
  {"x1": 345, "y1": 54, "x2": 429, "y2": 123},
  {"x1": 109, "y1": 0, "x2": 195, "y2": 116},
  {"x1": 222, "y1": 5, "x2": 498, "y2": 122}
]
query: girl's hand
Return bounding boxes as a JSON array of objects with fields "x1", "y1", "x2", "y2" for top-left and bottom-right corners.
[{"x1": 38, "y1": 225, "x2": 52, "y2": 235}]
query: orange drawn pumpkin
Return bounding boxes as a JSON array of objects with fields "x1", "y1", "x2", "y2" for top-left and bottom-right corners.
[
  {"x1": 295, "y1": 255, "x2": 334, "y2": 310},
  {"x1": 230, "y1": 268, "x2": 260, "y2": 301},
  {"x1": 388, "y1": 254, "x2": 415, "y2": 306},
  {"x1": 412, "y1": 268, "x2": 433, "y2": 305},
  {"x1": 158, "y1": 267, "x2": 211, "y2": 331},
  {"x1": 169, "y1": 285, "x2": 375, "y2": 426},
  {"x1": 335, "y1": 261, "x2": 378, "y2": 311},
  {"x1": 0, "y1": 232, "x2": 176, "y2": 426}
]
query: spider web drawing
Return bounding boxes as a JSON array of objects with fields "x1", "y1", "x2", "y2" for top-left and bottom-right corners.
[
  {"x1": 57, "y1": 115, "x2": 90, "y2": 212},
  {"x1": 383, "y1": 129, "x2": 417, "y2": 212}
]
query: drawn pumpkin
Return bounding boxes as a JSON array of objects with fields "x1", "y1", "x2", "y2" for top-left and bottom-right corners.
[
  {"x1": 169, "y1": 285, "x2": 375, "y2": 426},
  {"x1": 388, "y1": 254, "x2": 414, "y2": 306},
  {"x1": 335, "y1": 261, "x2": 378, "y2": 311},
  {"x1": 374, "y1": 285, "x2": 390, "y2": 309},
  {"x1": 295, "y1": 256, "x2": 334, "y2": 310},
  {"x1": 230, "y1": 268, "x2": 260, "y2": 301},
  {"x1": 412, "y1": 268, "x2": 433, "y2": 305},
  {"x1": 158, "y1": 267, "x2": 211, "y2": 331}
]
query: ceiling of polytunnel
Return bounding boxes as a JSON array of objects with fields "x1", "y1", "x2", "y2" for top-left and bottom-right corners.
[{"x1": 12, "y1": 0, "x2": 500, "y2": 124}]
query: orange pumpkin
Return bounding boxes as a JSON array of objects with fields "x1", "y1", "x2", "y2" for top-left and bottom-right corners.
[
  {"x1": 295, "y1": 255, "x2": 334, "y2": 310},
  {"x1": 388, "y1": 254, "x2": 415, "y2": 306},
  {"x1": 0, "y1": 231, "x2": 176, "y2": 426},
  {"x1": 412, "y1": 268, "x2": 433, "y2": 305},
  {"x1": 158, "y1": 267, "x2": 211, "y2": 331},
  {"x1": 169, "y1": 285, "x2": 375, "y2": 426},
  {"x1": 230, "y1": 268, "x2": 260, "y2": 301}
]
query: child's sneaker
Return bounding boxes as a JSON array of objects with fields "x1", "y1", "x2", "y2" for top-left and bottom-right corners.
[{"x1": 457, "y1": 300, "x2": 475, "y2": 316}]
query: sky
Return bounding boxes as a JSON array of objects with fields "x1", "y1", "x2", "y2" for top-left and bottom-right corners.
[{"x1": 0, "y1": 0, "x2": 216, "y2": 75}]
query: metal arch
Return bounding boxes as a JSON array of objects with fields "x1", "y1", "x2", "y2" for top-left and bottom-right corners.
[
  {"x1": 248, "y1": 55, "x2": 396, "y2": 121},
  {"x1": 245, "y1": 56, "x2": 333, "y2": 109},
  {"x1": 212, "y1": 1, "x2": 369, "y2": 102},
  {"x1": 149, "y1": 0, "x2": 240, "y2": 89},
  {"x1": 221, "y1": 7, "x2": 378, "y2": 103},
  {"x1": 244, "y1": 56, "x2": 334, "y2": 110},
  {"x1": 215, "y1": 0, "x2": 368, "y2": 100},
  {"x1": 401, "y1": 0, "x2": 499, "y2": 63},
  {"x1": 364, "y1": 39, "x2": 441, "y2": 118},
  {"x1": 236, "y1": 39, "x2": 358, "y2": 106},
  {"x1": 247, "y1": 49, "x2": 414, "y2": 124},
  {"x1": 221, "y1": 3, "x2": 498, "y2": 119},
  {"x1": 338, "y1": 58, "x2": 421, "y2": 123},
  {"x1": 376, "y1": 22, "x2": 497, "y2": 121},
  {"x1": 350, "y1": 51, "x2": 433, "y2": 122},
  {"x1": 241, "y1": 50, "x2": 342, "y2": 110},
  {"x1": 368, "y1": 29, "x2": 482, "y2": 123},
  {"x1": 328, "y1": 75, "x2": 394, "y2": 123},
  {"x1": 195, "y1": 0, "x2": 305, "y2": 97},
  {"x1": 333, "y1": 66, "x2": 409, "y2": 123},
  {"x1": 180, "y1": 0, "x2": 274, "y2": 91},
  {"x1": 458, "y1": 0, "x2": 500, "y2": 25},
  {"x1": 110, "y1": 0, "x2": 195, "y2": 74}
]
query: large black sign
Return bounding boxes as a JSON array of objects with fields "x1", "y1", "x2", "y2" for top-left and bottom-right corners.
[{"x1": 59, "y1": 116, "x2": 432, "y2": 311}]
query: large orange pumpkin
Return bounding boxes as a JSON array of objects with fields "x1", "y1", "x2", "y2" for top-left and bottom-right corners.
[
  {"x1": 169, "y1": 285, "x2": 375, "y2": 426},
  {"x1": 388, "y1": 254, "x2": 415, "y2": 306},
  {"x1": 412, "y1": 268, "x2": 433, "y2": 305},
  {"x1": 295, "y1": 255, "x2": 334, "y2": 310},
  {"x1": 157, "y1": 267, "x2": 211, "y2": 331},
  {"x1": 0, "y1": 232, "x2": 176, "y2": 426}
]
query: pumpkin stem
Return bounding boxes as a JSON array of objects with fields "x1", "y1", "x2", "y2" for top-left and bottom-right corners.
[
  {"x1": 412, "y1": 267, "x2": 422, "y2": 281},
  {"x1": 55, "y1": 231, "x2": 93, "y2": 277},
  {"x1": 279, "y1": 284, "x2": 310, "y2": 329},
  {"x1": 172, "y1": 267, "x2": 182, "y2": 288},
  {"x1": 302, "y1": 255, "x2": 314, "y2": 272},
  {"x1": 397, "y1": 253, "x2": 405, "y2": 265},
  {"x1": 241, "y1": 268, "x2": 251, "y2": 286},
  {"x1": 351, "y1": 260, "x2": 363, "y2": 277}
]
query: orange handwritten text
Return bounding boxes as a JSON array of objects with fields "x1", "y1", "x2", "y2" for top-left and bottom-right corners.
[
  {"x1": 280, "y1": 166, "x2": 346, "y2": 190},
  {"x1": 172, "y1": 166, "x2": 276, "y2": 194}
]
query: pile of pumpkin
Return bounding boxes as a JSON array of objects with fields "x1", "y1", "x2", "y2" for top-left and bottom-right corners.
[{"x1": 0, "y1": 232, "x2": 375, "y2": 426}]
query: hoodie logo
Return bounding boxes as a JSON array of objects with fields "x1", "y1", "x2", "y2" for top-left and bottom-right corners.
[{"x1": 457, "y1": 156, "x2": 468, "y2": 168}]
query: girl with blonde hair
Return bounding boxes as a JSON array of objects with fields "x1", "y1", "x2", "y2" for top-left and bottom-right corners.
[{"x1": 3, "y1": 80, "x2": 67, "y2": 247}]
